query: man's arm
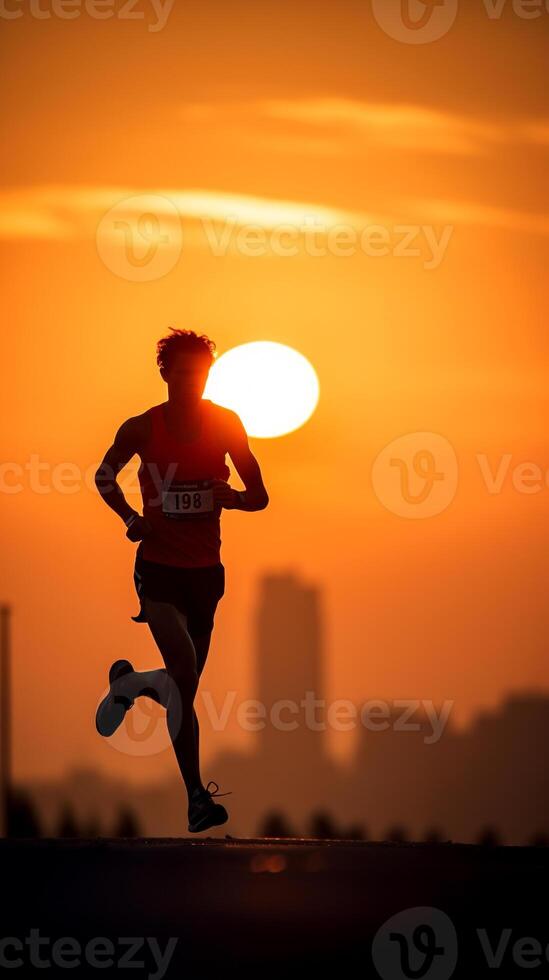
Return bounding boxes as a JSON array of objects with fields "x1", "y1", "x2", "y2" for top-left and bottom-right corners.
[
  {"x1": 94, "y1": 416, "x2": 145, "y2": 526},
  {"x1": 225, "y1": 410, "x2": 269, "y2": 511}
]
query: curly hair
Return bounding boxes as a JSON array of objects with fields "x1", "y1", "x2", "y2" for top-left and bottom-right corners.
[{"x1": 156, "y1": 328, "x2": 217, "y2": 373}]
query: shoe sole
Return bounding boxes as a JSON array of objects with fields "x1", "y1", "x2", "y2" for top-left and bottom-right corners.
[
  {"x1": 95, "y1": 661, "x2": 134, "y2": 737},
  {"x1": 188, "y1": 806, "x2": 229, "y2": 834}
]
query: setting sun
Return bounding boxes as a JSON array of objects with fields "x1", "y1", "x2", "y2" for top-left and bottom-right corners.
[{"x1": 203, "y1": 341, "x2": 320, "y2": 438}]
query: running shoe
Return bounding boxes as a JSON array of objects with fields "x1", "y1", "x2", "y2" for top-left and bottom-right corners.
[
  {"x1": 188, "y1": 781, "x2": 232, "y2": 833},
  {"x1": 95, "y1": 659, "x2": 135, "y2": 737}
]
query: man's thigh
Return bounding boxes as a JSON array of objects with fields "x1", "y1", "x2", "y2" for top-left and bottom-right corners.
[
  {"x1": 138, "y1": 558, "x2": 224, "y2": 636},
  {"x1": 185, "y1": 563, "x2": 225, "y2": 636},
  {"x1": 142, "y1": 595, "x2": 197, "y2": 679}
]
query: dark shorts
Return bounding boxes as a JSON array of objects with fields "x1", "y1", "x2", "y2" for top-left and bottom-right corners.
[{"x1": 131, "y1": 545, "x2": 225, "y2": 635}]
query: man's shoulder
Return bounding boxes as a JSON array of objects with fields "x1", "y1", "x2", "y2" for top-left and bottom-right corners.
[
  {"x1": 206, "y1": 400, "x2": 240, "y2": 427},
  {"x1": 118, "y1": 408, "x2": 155, "y2": 449}
]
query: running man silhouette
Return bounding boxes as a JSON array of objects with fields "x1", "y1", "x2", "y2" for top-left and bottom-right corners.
[{"x1": 94, "y1": 328, "x2": 269, "y2": 833}]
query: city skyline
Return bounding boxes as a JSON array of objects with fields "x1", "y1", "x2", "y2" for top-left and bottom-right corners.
[{"x1": 6, "y1": 569, "x2": 548, "y2": 844}]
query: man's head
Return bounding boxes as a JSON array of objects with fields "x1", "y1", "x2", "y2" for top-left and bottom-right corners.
[{"x1": 156, "y1": 328, "x2": 216, "y2": 401}]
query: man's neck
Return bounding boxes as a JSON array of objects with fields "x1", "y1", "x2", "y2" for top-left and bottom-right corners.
[{"x1": 166, "y1": 396, "x2": 203, "y2": 416}]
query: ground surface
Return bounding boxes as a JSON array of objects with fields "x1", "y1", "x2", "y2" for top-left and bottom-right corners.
[{"x1": 1, "y1": 836, "x2": 547, "y2": 977}]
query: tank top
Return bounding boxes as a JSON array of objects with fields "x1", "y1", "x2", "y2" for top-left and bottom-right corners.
[{"x1": 137, "y1": 399, "x2": 232, "y2": 568}]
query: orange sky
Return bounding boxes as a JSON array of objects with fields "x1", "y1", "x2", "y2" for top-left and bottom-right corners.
[{"x1": 1, "y1": 0, "x2": 548, "y2": 784}]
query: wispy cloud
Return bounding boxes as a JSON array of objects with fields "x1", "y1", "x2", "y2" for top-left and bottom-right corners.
[
  {"x1": 409, "y1": 197, "x2": 549, "y2": 236},
  {"x1": 0, "y1": 185, "x2": 362, "y2": 242},
  {"x1": 517, "y1": 122, "x2": 549, "y2": 147},
  {"x1": 180, "y1": 97, "x2": 549, "y2": 157},
  {"x1": 0, "y1": 184, "x2": 547, "y2": 243}
]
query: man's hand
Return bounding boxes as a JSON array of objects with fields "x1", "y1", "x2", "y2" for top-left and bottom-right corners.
[
  {"x1": 125, "y1": 515, "x2": 153, "y2": 542},
  {"x1": 212, "y1": 479, "x2": 238, "y2": 509}
]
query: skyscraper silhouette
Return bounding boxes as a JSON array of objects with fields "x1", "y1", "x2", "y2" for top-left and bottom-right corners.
[
  {"x1": 254, "y1": 570, "x2": 327, "y2": 768},
  {"x1": 206, "y1": 568, "x2": 343, "y2": 835},
  {"x1": 1, "y1": 604, "x2": 12, "y2": 837}
]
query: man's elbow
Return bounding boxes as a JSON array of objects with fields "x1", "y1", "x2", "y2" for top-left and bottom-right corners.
[
  {"x1": 246, "y1": 487, "x2": 269, "y2": 511},
  {"x1": 94, "y1": 464, "x2": 115, "y2": 495}
]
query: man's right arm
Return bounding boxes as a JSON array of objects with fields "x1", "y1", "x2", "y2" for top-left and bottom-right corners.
[{"x1": 94, "y1": 416, "x2": 145, "y2": 528}]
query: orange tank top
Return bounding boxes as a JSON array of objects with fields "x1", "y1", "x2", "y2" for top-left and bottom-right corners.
[{"x1": 137, "y1": 399, "x2": 231, "y2": 568}]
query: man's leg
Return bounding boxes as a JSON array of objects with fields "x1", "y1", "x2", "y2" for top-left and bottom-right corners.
[
  {"x1": 189, "y1": 630, "x2": 214, "y2": 766},
  {"x1": 116, "y1": 629, "x2": 212, "y2": 700},
  {"x1": 141, "y1": 595, "x2": 205, "y2": 798},
  {"x1": 118, "y1": 667, "x2": 170, "y2": 706},
  {"x1": 115, "y1": 630, "x2": 213, "y2": 767}
]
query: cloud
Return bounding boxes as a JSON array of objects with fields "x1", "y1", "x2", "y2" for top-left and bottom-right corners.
[
  {"x1": 0, "y1": 184, "x2": 547, "y2": 245},
  {"x1": 517, "y1": 122, "x2": 549, "y2": 147},
  {"x1": 180, "y1": 96, "x2": 549, "y2": 157},
  {"x1": 409, "y1": 197, "x2": 549, "y2": 236},
  {"x1": 0, "y1": 185, "x2": 360, "y2": 242},
  {"x1": 0, "y1": 210, "x2": 72, "y2": 241},
  {"x1": 259, "y1": 99, "x2": 504, "y2": 156}
]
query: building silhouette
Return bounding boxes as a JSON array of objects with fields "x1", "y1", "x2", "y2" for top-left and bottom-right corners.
[
  {"x1": 7, "y1": 572, "x2": 549, "y2": 842},
  {"x1": 207, "y1": 568, "x2": 344, "y2": 834},
  {"x1": 255, "y1": 570, "x2": 325, "y2": 765}
]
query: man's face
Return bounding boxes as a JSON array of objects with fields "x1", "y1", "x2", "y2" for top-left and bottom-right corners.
[{"x1": 162, "y1": 351, "x2": 210, "y2": 400}]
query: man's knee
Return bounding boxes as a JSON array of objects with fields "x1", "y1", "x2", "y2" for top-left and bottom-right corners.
[
  {"x1": 168, "y1": 663, "x2": 199, "y2": 699},
  {"x1": 192, "y1": 631, "x2": 212, "y2": 676}
]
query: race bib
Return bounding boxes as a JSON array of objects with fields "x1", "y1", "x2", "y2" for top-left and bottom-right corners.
[{"x1": 161, "y1": 478, "x2": 215, "y2": 519}]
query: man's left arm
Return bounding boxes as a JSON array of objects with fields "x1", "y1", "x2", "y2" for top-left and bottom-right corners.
[{"x1": 214, "y1": 411, "x2": 269, "y2": 512}]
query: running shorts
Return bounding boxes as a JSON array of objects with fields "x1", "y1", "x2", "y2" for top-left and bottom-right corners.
[{"x1": 131, "y1": 542, "x2": 225, "y2": 634}]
